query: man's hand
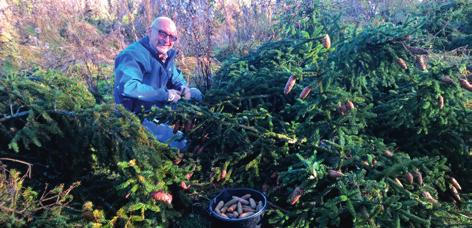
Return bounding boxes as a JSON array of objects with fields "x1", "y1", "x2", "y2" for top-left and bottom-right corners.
[
  {"x1": 167, "y1": 89, "x2": 181, "y2": 102},
  {"x1": 181, "y1": 86, "x2": 191, "y2": 100}
]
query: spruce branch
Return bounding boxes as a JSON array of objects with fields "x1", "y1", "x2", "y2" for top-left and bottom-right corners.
[{"x1": 0, "y1": 110, "x2": 79, "y2": 122}]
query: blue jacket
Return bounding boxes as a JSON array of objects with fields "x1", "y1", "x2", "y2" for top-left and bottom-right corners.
[{"x1": 114, "y1": 36, "x2": 187, "y2": 113}]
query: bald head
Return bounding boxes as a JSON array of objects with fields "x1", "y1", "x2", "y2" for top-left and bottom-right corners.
[
  {"x1": 149, "y1": 16, "x2": 178, "y2": 55},
  {"x1": 150, "y1": 17, "x2": 177, "y2": 32}
]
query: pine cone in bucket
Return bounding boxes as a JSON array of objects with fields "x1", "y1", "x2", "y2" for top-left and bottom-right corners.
[{"x1": 212, "y1": 192, "x2": 264, "y2": 219}]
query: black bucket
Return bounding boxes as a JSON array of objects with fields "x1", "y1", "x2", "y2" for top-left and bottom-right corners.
[{"x1": 208, "y1": 188, "x2": 267, "y2": 228}]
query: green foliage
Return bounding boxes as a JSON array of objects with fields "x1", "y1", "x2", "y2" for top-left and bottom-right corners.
[
  {"x1": 0, "y1": 164, "x2": 79, "y2": 227},
  {"x1": 418, "y1": 0, "x2": 472, "y2": 50},
  {"x1": 0, "y1": 1, "x2": 471, "y2": 227},
  {"x1": 0, "y1": 70, "x2": 192, "y2": 226},
  {"x1": 146, "y1": 2, "x2": 472, "y2": 226}
]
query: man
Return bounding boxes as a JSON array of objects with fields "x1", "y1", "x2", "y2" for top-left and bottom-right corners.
[
  {"x1": 114, "y1": 16, "x2": 202, "y2": 112},
  {"x1": 114, "y1": 16, "x2": 202, "y2": 149}
]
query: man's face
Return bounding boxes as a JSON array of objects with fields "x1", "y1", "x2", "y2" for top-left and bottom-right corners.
[{"x1": 149, "y1": 20, "x2": 177, "y2": 55}]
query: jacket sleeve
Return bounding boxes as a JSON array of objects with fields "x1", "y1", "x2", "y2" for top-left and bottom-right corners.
[
  {"x1": 167, "y1": 64, "x2": 187, "y2": 91},
  {"x1": 115, "y1": 53, "x2": 169, "y2": 102}
]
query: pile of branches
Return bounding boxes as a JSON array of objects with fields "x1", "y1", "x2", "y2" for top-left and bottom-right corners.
[
  {"x1": 150, "y1": 3, "x2": 472, "y2": 227},
  {"x1": 0, "y1": 1, "x2": 471, "y2": 227},
  {"x1": 0, "y1": 71, "x2": 193, "y2": 226}
]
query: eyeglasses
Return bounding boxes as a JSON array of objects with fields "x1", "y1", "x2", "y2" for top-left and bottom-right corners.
[{"x1": 158, "y1": 30, "x2": 178, "y2": 42}]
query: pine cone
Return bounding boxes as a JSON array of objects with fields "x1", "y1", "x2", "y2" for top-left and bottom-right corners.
[
  {"x1": 151, "y1": 190, "x2": 173, "y2": 204},
  {"x1": 299, "y1": 86, "x2": 312, "y2": 99},
  {"x1": 422, "y1": 191, "x2": 437, "y2": 204},
  {"x1": 405, "y1": 172, "x2": 414, "y2": 185},
  {"x1": 345, "y1": 101, "x2": 355, "y2": 111},
  {"x1": 185, "y1": 172, "x2": 193, "y2": 180},
  {"x1": 174, "y1": 153, "x2": 184, "y2": 165},
  {"x1": 396, "y1": 57, "x2": 408, "y2": 70},
  {"x1": 459, "y1": 78, "x2": 472, "y2": 92},
  {"x1": 289, "y1": 187, "x2": 304, "y2": 205},
  {"x1": 450, "y1": 177, "x2": 462, "y2": 191},
  {"x1": 284, "y1": 75, "x2": 297, "y2": 95},
  {"x1": 338, "y1": 101, "x2": 355, "y2": 115},
  {"x1": 322, "y1": 34, "x2": 331, "y2": 49},
  {"x1": 440, "y1": 76, "x2": 454, "y2": 85},
  {"x1": 180, "y1": 181, "x2": 190, "y2": 190},
  {"x1": 384, "y1": 150, "x2": 394, "y2": 157},
  {"x1": 414, "y1": 169, "x2": 423, "y2": 186},
  {"x1": 328, "y1": 169, "x2": 344, "y2": 178},
  {"x1": 394, "y1": 178, "x2": 404, "y2": 188},
  {"x1": 416, "y1": 55, "x2": 427, "y2": 71},
  {"x1": 220, "y1": 169, "x2": 227, "y2": 180},
  {"x1": 450, "y1": 186, "x2": 461, "y2": 201},
  {"x1": 438, "y1": 95, "x2": 444, "y2": 109}
]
